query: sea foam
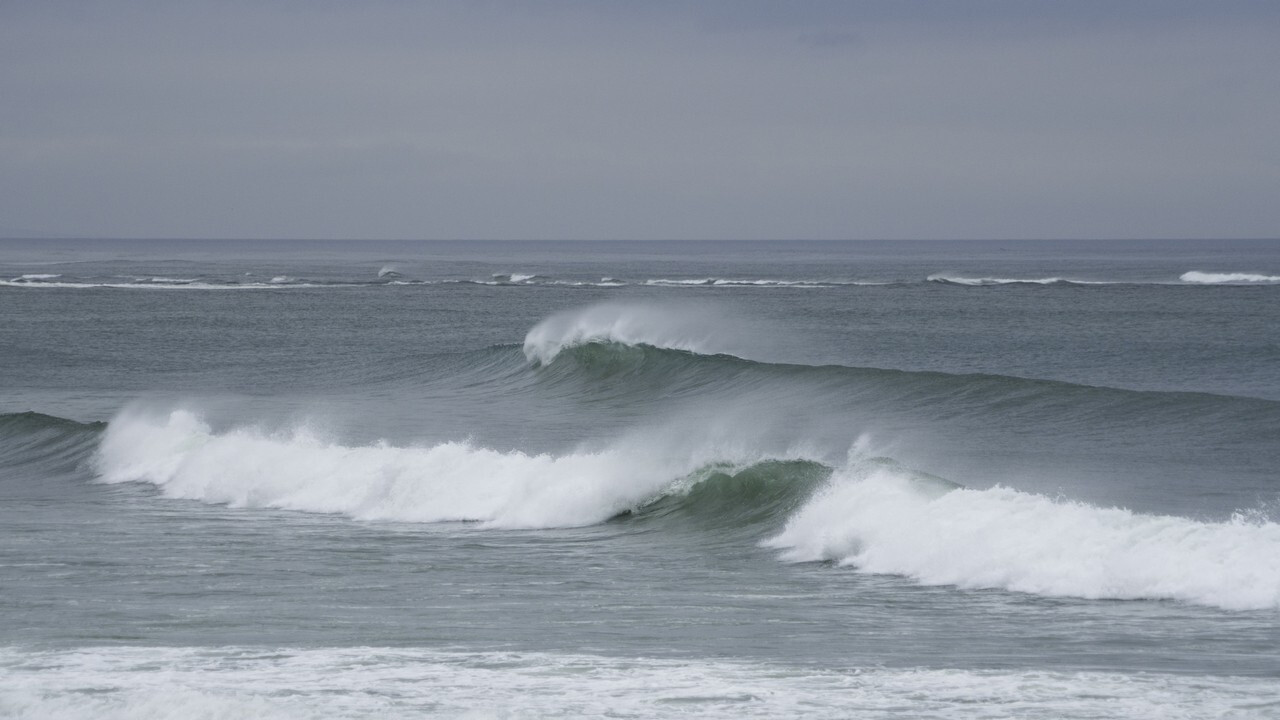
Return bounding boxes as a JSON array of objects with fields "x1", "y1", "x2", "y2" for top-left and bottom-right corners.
[
  {"x1": 1180, "y1": 271, "x2": 1280, "y2": 284},
  {"x1": 927, "y1": 274, "x2": 1077, "y2": 286},
  {"x1": 3, "y1": 646, "x2": 1273, "y2": 720},
  {"x1": 765, "y1": 459, "x2": 1280, "y2": 611},
  {"x1": 93, "y1": 409, "x2": 754, "y2": 529}
]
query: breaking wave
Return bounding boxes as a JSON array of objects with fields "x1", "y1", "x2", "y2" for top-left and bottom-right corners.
[
  {"x1": 523, "y1": 302, "x2": 759, "y2": 364},
  {"x1": 644, "y1": 278, "x2": 881, "y2": 288},
  {"x1": 83, "y1": 403, "x2": 1280, "y2": 610},
  {"x1": 1180, "y1": 271, "x2": 1280, "y2": 284},
  {"x1": 927, "y1": 274, "x2": 1098, "y2": 286},
  {"x1": 766, "y1": 459, "x2": 1280, "y2": 611},
  {"x1": 92, "y1": 409, "x2": 798, "y2": 530},
  {"x1": 0, "y1": 278, "x2": 340, "y2": 290}
]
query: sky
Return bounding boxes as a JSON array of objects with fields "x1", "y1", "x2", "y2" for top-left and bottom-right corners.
[{"x1": 1, "y1": 1, "x2": 1277, "y2": 240}]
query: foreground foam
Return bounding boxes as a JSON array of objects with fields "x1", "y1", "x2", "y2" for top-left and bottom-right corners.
[
  {"x1": 93, "y1": 410, "x2": 764, "y2": 529},
  {"x1": 1181, "y1": 271, "x2": 1280, "y2": 284},
  {"x1": 3, "y1": 646, "x2": 1274, "y2": 720},
  {"x1": 766, "y1": 461, "x2": 1280, "y2": 611}
]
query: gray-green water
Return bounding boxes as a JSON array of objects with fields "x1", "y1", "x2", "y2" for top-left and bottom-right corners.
[{"x1": 2, "y1": 239, "x2": 1279, "y2": 718}]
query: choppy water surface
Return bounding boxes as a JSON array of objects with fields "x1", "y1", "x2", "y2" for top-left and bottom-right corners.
[{"x1": 2, "y1": 239, "x2": 1279, "y2": 718}]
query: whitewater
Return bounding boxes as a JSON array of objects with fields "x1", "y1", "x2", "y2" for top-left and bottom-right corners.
[{"x1": 3, "y1": 238, "x2": 1279, "y2": 719}]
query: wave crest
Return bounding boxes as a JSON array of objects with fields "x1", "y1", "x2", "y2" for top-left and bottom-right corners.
[
  {"x1": 92, "y1": 409, "x2": 794, "y2": 529},
  {"x1": 1181, "y1": 271, "x2": 1280, "y2": 284},
  {"x1": 765, "y1": 461, "x2": 1280, "y2": 610},
  {"x1": 928, "y1": 274, "x2": 1075, "y2": 286},
  {"x1": 522, "y1": 302, "x2": 751, "y2": 365}
]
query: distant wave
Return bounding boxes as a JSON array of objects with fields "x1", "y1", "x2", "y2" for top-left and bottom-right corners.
[
  {"x1": 491, "y1": 272, "x2": 540, "y2": 284},
  {"x1": 447, "y1": 275, "x2": 626, "y2": 287},
  {"x1": 927, "y1": 274, "x2": 1103, "y2": 286},
  {"x1": 7, "y1": 646, "x2": 1271, "y2": 720},
  {"x1": 10, "y1": 273, "x2": 62, "y2": 281},
  {"x1": 766, "y1": 459, "x2": 1280, "y2": 611},
  {"x1": 7, "y1": 271, "x2": 1279, "y2": 290},
  {"x1": 1180, "y1": 271, "x2": 1280, "y2": 284},
  {"x1": 0, "y1": 276, "x2": 352, "y2": 290},
  {"x1": 523, "y1": 302, "x2": 755, "y2": 364},
  {"x1": 931, "y1": 272, "x2": 1280, "y2": 286},
  {"x1": 644, "y1": 278, "x2": 882, "y2": 288}
]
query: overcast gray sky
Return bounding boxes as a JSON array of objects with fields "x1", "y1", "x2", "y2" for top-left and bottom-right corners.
[{"x1": 1, "y1": 1, "x2": 1277, "y2": 240}]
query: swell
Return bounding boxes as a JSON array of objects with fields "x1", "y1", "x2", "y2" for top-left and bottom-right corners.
[
  {"x1": 0, "y1": 411, "x2": 105, "y2": 473},
  {"x1": 529, "y1": 339, "x2": 1280, "y2": 440}
]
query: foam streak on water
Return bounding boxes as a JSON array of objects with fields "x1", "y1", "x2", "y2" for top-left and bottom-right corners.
[{"x1": 2, "y1": 646, "x2": 1275, "y2": 720}]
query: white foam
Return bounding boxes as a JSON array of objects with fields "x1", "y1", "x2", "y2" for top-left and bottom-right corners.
[
  {"x1": 644, "y1": 278, "x2": 871, "y2": 288},
  {"x1": 1181, "y1": 271, "x2": 1280, "y2": 284},
  {"x1": 927, "y1": 274, "x2": 1073, "y2": 285},
  {"x1": 765, "y1": 460, "x2": 1280, "y2": 611},
  {"x1": 376, "y1": 265, "x2": 400, "y2": 278},
  {"x1": 93, "y1": 409, "x2": 752, "y2": 529},
  {"x1": 0, "y1": 280, "x2": 322, "y2": 290},
  {"x1": 2, "y1": 646, "x2": 1274, "y2": 720},
  {"x1": 522, "y1": 301, "x2": 751, "y2": 364},
  {"x1": 9, "y1": 273, "x2": 61, "y2": 281},
  {"x1": 491, "y1": 272, "x2": 537, "y2": 283}
]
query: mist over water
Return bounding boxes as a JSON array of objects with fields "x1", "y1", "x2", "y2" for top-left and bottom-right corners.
[{"x1": 3, "y1": 239, "x2": 1280, "y2": 718}]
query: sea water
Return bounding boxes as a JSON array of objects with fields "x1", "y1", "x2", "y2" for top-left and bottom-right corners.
[{"x1": 2, "y1": 239, "x2": 1279, "y2": 718}]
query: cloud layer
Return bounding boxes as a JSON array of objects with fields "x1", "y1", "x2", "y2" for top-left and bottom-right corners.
[{"x1": 2, "y1": 1, "x2": 1277, "y2": 239}]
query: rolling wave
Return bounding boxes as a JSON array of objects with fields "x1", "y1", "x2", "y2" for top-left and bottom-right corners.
[
  {"x1": 522, "y1": 304, "x2": 1280, "y2": 417},
  {"x1": 7, "y1": 271, "x2": 1278, "y2": 289},
  {"x1": 0, "y1": 411, "x2": 105, "y2": 471},
  {"x1": 92, "y1": 409, "x2": 799, "y2": 529},
  {"x1": 1180, "y1": 271, "x2": 1280, "y2": 284},
  {"x1": 766, "y1": 460, "x2": 1280, "y2": 611},
  {"x1": 931, "y1": 272, "x2": 1280, "y2": 286},
  {"x1": 83, "y1": 407, "x2": 1280, "y2": 609},
  {"x1": 927, "y1": 274, "x2": 1102, "y2": 286},
  {"x1": 0, "y1": 278, "x2": 348, "y2": 290},
  {"x1": 523, "y1": 302, "x2": 755, "y2": 364},
  {"x1": 624, "y1": 460, "x2": 831, "y2": 531},
  {"x1": 3, "y1": 395, "x2": 1275, "y2": 610},
  {"x1": 643, "y1": 278, "x2": 882, "y2": 288}
]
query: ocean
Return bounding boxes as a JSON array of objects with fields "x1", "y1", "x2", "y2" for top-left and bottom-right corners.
[{"x1": 2, "y1": 238, "x2": 1278, "y2": 718}]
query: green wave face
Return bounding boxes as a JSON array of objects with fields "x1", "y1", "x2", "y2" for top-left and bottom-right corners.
[
  {"x1": 624, "y1": 460, "x2": 834, "y2": 533},
  {"x1": 0, "y1": 411, "x2": 105, "y2": 473}
]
